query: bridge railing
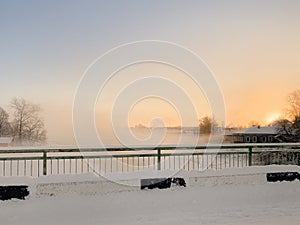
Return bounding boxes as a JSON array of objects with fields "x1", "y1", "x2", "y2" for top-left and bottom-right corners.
[{"x1": 0, "y1": 144, "x2": 299, "y2": 177}]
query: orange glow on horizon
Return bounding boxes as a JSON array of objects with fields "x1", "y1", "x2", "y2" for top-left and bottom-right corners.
[{"x1": 265, "y1": 112, "x2": 281, "y2": 125}]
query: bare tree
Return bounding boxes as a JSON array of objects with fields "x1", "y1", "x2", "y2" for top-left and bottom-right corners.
[
  {"x1": 286, "y1": 89, "x2": 300, "y2": 120},
  {"x1": 0, "y1": 107, "x2": 11, "y2": 136},
  {"x1": 274, "y1": 90, "x2": 300, "y2": 142},
  {"x1": 199, "y1": 116, "x2": 218, "y2": 134},
  {"x1": 10, "y1": 98, "x2": 46, "y2": 145},
  {"x1": 273, "y1": 119, "x2": 293, "y2": 135},
  {"x1": 292, "y1": 116, "x2": 300, "y2": 137}
]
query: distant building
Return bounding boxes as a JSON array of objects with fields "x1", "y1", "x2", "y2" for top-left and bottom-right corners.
[
  {"x1": 226, "y1": 126, "x2": 280, "y2": 143},
  {"x1": 0, "y1": 137, "x2": 14, "y2": 147}
]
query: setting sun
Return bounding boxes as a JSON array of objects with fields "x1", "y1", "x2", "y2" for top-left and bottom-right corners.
[{"x1": 266, "y1": 113, "x2": 281, "y2": 125}]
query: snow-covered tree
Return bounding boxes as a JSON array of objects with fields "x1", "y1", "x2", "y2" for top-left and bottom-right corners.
[
  {"x1": 0, "y1": 107, "x2": 11, "y2": 136},
  {"x1": 10, "y1": 98, "x2": 46, "y2": 145}
]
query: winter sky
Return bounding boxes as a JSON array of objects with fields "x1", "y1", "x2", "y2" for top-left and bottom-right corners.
[{"x1": 1, "y1": 0, "x2": 300, "y2": 144}]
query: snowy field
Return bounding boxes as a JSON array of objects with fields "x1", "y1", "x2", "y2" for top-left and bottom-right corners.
[{"x1": 1, "y1": 166, "x2": 300, "y2": 225}]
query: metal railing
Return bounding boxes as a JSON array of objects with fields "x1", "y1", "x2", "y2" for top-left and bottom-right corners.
[{"x1": 0, "y1": 144, "x2": 299, "y2": 177}]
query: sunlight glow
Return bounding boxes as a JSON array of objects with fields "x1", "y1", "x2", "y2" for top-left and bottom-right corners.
[{"x1": 266, "y1": 113, "x2": 281, "y2": 125}]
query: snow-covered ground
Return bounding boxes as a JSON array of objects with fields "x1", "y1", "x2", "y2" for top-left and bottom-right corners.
[{"x1": 1, "y1": 166, "x2": 300, "y2": 225}]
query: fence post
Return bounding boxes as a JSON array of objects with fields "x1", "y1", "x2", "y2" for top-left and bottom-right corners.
[
  {"x1": 248, "y1": 147, "x2": 253, "y2": 166},
  {"x1": 43, "y1": 151, "x2": 47, "y2": 175},
  {"x1": 157, "y1": 148, "x2": 161, "y2": 170}
]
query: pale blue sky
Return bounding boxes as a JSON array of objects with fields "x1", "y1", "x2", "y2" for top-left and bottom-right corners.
[{"x1": 1, "y1": 0, "x2": 300, "y2": 144}]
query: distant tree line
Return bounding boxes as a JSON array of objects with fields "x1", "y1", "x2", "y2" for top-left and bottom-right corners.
[{"x1": 0, "y1": 98, "x2": 46, "y2": 145}]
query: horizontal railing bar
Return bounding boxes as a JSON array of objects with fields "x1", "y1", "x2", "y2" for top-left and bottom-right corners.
[
  {"x1": 160, "y1": 152, "x2": 250, "y2": 157},
  {"x1": 0, "y1": 150, "x2": 295, "y2": 161},
  {"x1": 1, "y1": 143, "x2": 300, "y2": 154},
  {"x1": 35, "y1": 152, "x2": 252, "y2": 160},
  {"x1": 0, "y1": 157, "x2": 43, "y2": 161},
  {"x1": 47, "y1": 154, "x2": 159, "y2": 160},
  {"x1": 252, "y1": 150, "x2": 298, "y2": 154}
]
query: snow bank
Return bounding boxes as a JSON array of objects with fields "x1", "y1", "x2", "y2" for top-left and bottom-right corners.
[
  {"x1": 0, "y1": 165, "x2": 299, "y2": 198},
  {"x1": 1, "y1": 178, "x2": 300, "y2": 225},
  {"x1": 1, "y1": 165, "x2": 300, "y2": 225}
]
